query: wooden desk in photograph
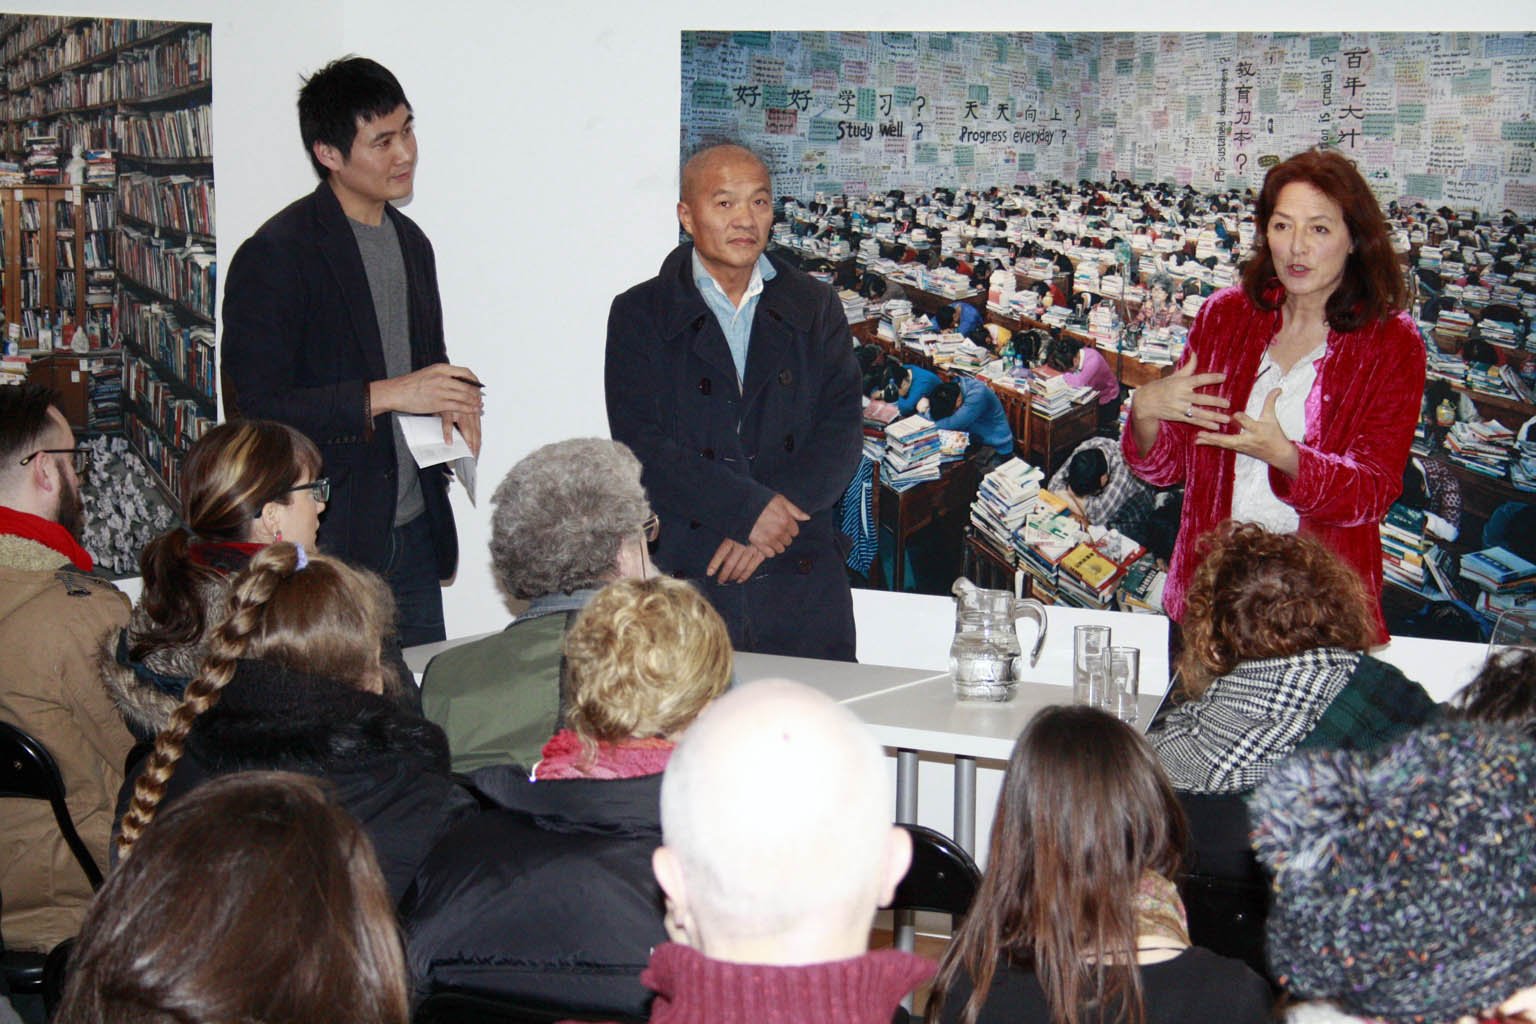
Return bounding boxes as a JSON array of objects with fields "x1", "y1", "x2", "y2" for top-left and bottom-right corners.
[
  {"x1": 1028, "y1": 400, "x2": 1097, "y2": 477},
  {"x1": 878, "y1": 454, "x2": 984, "y2": 591}
]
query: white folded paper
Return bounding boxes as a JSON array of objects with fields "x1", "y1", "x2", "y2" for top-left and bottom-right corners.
[{"x1": 398, "y1": 414, "x2": 478, "y2": 505}]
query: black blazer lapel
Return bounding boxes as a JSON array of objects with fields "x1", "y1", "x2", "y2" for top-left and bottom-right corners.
[{"x1": 312, "y1": 185, "x2": 389, "y2": 382}]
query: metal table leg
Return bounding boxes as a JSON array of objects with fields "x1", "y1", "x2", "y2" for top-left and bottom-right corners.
[
  {"x1": 954, "y1": 754, "x2": 976, "y2": 855},
  {"x1": 895, "y1": 748, "x2": 919, "y2": 956}
]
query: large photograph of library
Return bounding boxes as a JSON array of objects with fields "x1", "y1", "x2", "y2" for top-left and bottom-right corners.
[{"x1": 2, "y1": 10, "x2": 1535, "y2": 1024}]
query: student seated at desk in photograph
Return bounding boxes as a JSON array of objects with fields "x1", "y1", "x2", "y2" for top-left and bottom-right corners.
[
  {"x1": 879, "y1": 361, "x2": 943, "y2": 416},
  {"x1": 1045, "y1": 335, "x2": 1122, "y2": 434},
  {"x1": 932, "y1": 301, "x2": 983, "y2": 337},
  {"x1": 1047, "y1": 437, "x2": 1156, "y2": 539},
  {"x1": 918, "y1": 380, "x2": 1014, "y2": 468},
  {"x1": 859, "y1": 271, "x2": 907, "y2": 304}
]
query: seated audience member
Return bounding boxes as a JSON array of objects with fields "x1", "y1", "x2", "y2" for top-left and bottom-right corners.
[
  {"x1": 1148, "y1": 522, "x2": 1436, "y2": 794},
  {"x1": 1045, "y1": 335, "x2": 1121, "y2": 433},
  {"x1": 926, "y1": 706, "x2": 1271, "y2": 1024},
  {"x1": 1251, "y1": 725, "x2": 1536, "y2": 1024},
  {"x1": 881, "y1": 361, "x2": 943, "y2": 416},
  {"x1": 644, "y1": 679, "x2": 931, "y2": 1023},
  {"x1": 115, "y1": 543, "x2": 475, "y2": 905},
  {"x1": 932, "y1": 301, "x2": 983, "y2": 337},
  {"x1": 57, "y1": 772, "x2": 409, "y2": 1024},
  {"x1": 0, "y1": 384, "x2": 132, "y2": 953},
  {"x1": 422, "y1": 438, "x2": 654, "y2": 772},
  {"x1": 405, "y1": 577, "x2": 732, "y2": 1019},
  {"x1": 1450, "y1": 646, "x2": 1536, "y2": 736},
  {"x1": 921, "y1": 380, "x2": 1015, "y2": 464},
  {"x1": 1047, "y1": 436, "x2": 1156, "y2": 538},
  {"x1": 102, "y1": 420, "x2": 326, "y2": 741}
]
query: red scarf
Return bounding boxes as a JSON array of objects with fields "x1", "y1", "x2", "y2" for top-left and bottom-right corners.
[
  {"x1": 533, "y1": 728, "x2": 674, "y2": 781},
  {"x1": 0, "y1": 505, "x2": 92, "y2": 571}
]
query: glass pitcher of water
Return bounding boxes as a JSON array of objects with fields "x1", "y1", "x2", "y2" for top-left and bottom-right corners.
[{"x1": 949, "y1": 577, "x2": 1050, "y2": 701}]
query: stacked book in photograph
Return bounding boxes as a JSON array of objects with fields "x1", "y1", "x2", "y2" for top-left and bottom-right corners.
[
  {"x1": 1380, "y1": 502, "x2": 1431, "y2": 590},
  {"x1": 1445, "y1": 419, "x2": 1516, "y2": 478},
  {"x1": 1117, "y1": 554, "x2": 1167, "y2": 613},
  {"x1": 1013, "y1": 491, "x2": 1084, "y2": 603},
  {"x1": 1030, "y1": 369, "x2": 1093, "y2": 418},
  {"x1": 1459, "y1": 547, "x2": 1536, "y2": 609},
  {"x1": 1058, "y1": 541, "x2": 1124, "y2": 607},
  {"x1": 839, "y1": 289, "x2": 867, "y2": 325},
  {"x1": 969, "y1": 458, "x2": 1043, "y2": 558},
  {"x1": 882, "y1": 415, "x2": 943, "y2": 491},
  {"x1": 24, "y1": 134, "x2": 59, "y2": 183}
]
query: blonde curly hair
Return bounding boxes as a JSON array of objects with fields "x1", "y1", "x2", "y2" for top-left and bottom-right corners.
[{"x1": 562, "y1": 577, "x2": 732, "y2": 748}]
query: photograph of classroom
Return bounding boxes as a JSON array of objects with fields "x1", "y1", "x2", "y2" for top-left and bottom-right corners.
[{"x1": 3, "y1": 4, "x2": 1535, "y2": 1022}]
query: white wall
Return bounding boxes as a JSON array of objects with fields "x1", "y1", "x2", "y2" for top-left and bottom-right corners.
[{"x1": 16, "y1": 0, "x2": 1522, "y2": 637}]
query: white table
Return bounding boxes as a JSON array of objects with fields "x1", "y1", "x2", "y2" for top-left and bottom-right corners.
[{"x1": 405, "y1": 608, "x2": 1169, "y2": 857}]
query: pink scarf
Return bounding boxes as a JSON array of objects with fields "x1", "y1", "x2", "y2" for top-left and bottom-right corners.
[{"x1": 532, "y1": 728, "x2": 674, "y2": 781}]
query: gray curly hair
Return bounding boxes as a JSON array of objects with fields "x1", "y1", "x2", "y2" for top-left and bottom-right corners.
[{"x1": 489, "y1": 439, "x2": 650, "y2": 599}]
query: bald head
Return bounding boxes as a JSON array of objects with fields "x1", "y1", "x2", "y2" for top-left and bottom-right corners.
[
  {"x1": 655, "y1": 679, "x2": 908, "y2": 963},
  {"x1": 680, "y1": 144, "x2": 768, "y2": 205}
]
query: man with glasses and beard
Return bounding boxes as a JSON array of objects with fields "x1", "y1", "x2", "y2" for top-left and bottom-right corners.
[{"x1": 0, "y1": 384, "x2": 134, "y2": 956}]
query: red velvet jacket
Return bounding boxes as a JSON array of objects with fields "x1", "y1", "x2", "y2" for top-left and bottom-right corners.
[{"x1": 1121, "y1": 286, "x2": 1425, "y2": 642}]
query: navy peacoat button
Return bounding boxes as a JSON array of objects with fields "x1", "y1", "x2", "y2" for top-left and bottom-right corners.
[
  {"x1": 783, "y1": 435, "x2": 795, "y2": 452},
  {"x1": 698, "y1": 377, "x2": 712, "y2": 395},
  {"x1": 778, "y1": 369, "x2": 794, "y2": 386},
  {"x1": 795, "y1": 556, "x2": 813, "y2": 575},
  {"x1": 700, "y1": 447, "x2": 714, "y2": 460}
]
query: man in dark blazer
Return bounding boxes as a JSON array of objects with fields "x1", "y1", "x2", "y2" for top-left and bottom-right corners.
[
  {"x1": 605, "y1": 144, "x2": 862, "y2": 660},
  {"x1": 221, "y1": 57, "x2": 482, "y2": 646}
]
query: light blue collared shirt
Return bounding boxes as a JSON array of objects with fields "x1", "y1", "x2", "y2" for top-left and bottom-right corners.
[{"x1": 692, "y1": 248, "x2": 777, "y2": 386}]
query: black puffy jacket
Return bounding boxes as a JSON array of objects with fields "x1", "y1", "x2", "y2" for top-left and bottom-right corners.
[{"x1": 402, "y1": 766, "x2": 666, "y2": 1020}]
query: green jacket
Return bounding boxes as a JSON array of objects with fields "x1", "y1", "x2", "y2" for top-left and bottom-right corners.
[{"x1": 421, "y1": 591, "x2": 593, "y2": 774}]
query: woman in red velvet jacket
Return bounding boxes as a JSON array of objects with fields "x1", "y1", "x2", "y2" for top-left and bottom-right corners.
[{"x1": 1121, "y1": 149, "x2": 1425, "y2": 642}]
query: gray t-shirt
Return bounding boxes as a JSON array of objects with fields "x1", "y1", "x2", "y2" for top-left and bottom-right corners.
[{"x1": 349, "y1": 214, "x2": 425, "y2": 527}]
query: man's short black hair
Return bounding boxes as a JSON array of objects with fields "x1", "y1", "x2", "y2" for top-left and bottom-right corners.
[
  {"x1": 0, "y1": 383, "x2": 62, "y2": 478},
  {"x1": 1066, "y1": 448, "x2": 1110, "y2": 498},
  {"x1": 298, "y1": 56, "x2": 410, "y2": 180},
  {"x1": 934, "y1": 305, "x2": 957, "y2": 330},
  {"x1": 928, "y1": 381, "x2": 962, "y2": 421}
]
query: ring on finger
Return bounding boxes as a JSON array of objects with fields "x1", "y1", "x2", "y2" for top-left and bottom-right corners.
[{"x1": 1183, "y1": 403, "x2": 1195, "y2": 418}]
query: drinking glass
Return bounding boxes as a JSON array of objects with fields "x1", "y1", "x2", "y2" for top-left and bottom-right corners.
[
  {"x1": 1109, "y1": 646, "x2": 1141, "y2": 724},
  {"x1": 1073, "y1": 625, "x2": 1111, "y2": 707}
]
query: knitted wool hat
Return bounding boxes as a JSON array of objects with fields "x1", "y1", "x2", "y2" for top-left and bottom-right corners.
[{"x1": 1249, "y1": 723, "x2": 1536, "y2": 1024}]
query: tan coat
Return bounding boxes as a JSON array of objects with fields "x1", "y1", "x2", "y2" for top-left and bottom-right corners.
[{"x1": 0, "y1": 532, "x2": 131, "y2": 951}]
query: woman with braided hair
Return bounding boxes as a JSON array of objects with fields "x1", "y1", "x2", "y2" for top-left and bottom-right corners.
[
  {"x1": 100, "y1": 420, "x2": 327, "y2": 741},
  {"x1": 114, "y1": 542, "x2": 475, "y2": 904}
]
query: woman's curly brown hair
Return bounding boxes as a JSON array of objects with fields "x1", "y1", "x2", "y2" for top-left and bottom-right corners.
[{"x1": 1177, "y1": 521, "x2": 1375, "y2": 698}]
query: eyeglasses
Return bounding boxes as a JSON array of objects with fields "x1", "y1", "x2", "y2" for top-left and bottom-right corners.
[
  {"x1": 285, "y1": 478, "x2": 330, "y2": 503},
  {"x1": 641, "y1": 513, "x2": 660, "y2": 543},
  {"x1": 19, "y1": 448, "x2": 90, "y2": 474}
]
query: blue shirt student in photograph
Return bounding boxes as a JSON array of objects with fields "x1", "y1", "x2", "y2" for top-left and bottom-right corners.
[
  {"x1": 880, "y1": 362, "x2": 942, "y2": 416},
  {"x1": 920, "y1": 379, "x2": 1015, "y2": 464},
  {"x1": 931, "y1": 301, "x2": 983, "y2": 336}
]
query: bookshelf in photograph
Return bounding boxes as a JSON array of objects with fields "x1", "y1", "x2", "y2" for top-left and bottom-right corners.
[
  {"x1": 0, "y1": 13, "x2": 216, "y2": 500},
  {"x1": 0, "y1": 184, "x2": 114, "y2": 349}
]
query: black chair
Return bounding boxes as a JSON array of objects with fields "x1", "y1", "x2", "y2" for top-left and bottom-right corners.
[
  {"x1": 0, "y1": 721, "x2": 105, "y2": 997},
  {"x1": 1175, "y1": 792, "x2": 1275, "y2": 988},
  {"x1": 413, "y1": 990, "x2": 645, "y2": 1024},
  {"x1": 887, "y1": 824, "x2": 982, "y2": 922}
]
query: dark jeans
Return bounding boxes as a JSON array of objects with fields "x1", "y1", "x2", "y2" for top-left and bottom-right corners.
[{"x1": 384, "y1": 513, "x2": 446, "y2": 648}]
